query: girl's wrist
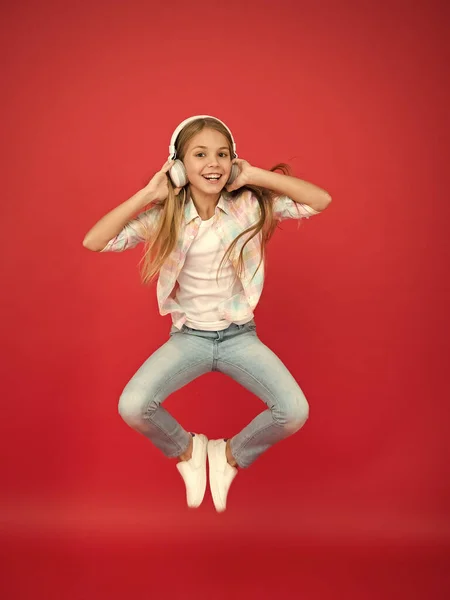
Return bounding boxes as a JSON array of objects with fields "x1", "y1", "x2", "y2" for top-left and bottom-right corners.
[
  {"x1": 140, "y1": 185, "x2": 159, "y2": 206},
  {"x1": 246, "y1": 166, "x2": 266, "y2": 187}
]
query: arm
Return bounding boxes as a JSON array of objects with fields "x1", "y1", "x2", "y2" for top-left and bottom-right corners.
[
  {"x1": 82, "y1": 186, "x2": 158, "y2": 252},
  {"x1": 83, "y1": 159, "x2": 178, "y2": 252},
  {"x1": 228, "y1": 159, "x2": 332, "y2": 213}
]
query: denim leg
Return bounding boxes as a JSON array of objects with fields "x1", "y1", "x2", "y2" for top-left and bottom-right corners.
[
  {"x1": 217, "y1": 327, "x2": 309, "y2": 468},
  {"x1": 118, "y1": 329, "x2": 213, "y2": 458}
]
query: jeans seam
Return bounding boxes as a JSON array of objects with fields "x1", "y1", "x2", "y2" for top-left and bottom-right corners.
[
  {"x1": 231, "y1": 419, "x2": 285, "y2": 468},
  {"x1": 148, "y1": 360, "x2": 212, "y2": 409},
  {"x1": 218, "y1": 359, "x2": 287, "y2": 467},
  {"x1": 140, "y1": 360, "x2": 210, "y2": 456},
  {"x1": 142, "y1": 414, "x2": 190, "y2": 457},
  {"x1": 217, "y1": 359, "x2": 277, "y2": 408}
]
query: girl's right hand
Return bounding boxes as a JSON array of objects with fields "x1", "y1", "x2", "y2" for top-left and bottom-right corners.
[{"x1": 145, "y1": 160, "x2": 182, "y2": 201}]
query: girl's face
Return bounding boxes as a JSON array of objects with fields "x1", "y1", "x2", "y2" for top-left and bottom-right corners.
[{"x1": 182, "y1": 128, "x2": 232, "y2": 197}]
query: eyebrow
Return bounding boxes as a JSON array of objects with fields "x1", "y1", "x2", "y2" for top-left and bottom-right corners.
[{"x1": 192, "y1": 145, "x2": 229, "y2": 151}]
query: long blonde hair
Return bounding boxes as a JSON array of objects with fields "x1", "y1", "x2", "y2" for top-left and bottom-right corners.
[{"x1": 139, "y1": 117, "x2": 292, "y2": 284}]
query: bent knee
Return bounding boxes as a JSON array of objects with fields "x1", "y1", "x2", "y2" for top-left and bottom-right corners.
[
  {"x1": 118, "y1": 387, "x2": 157, "y2": 426},
  {"x1": 278, "y1": 397, "x2": 310, "y2": 433},
  {"x1": 118, "y1": 392, "x2": 140, "y2": 426}
]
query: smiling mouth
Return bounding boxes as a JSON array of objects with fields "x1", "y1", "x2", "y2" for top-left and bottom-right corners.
[{"x1": 202, "y1": 174, "x2": 222, "y2": 182}]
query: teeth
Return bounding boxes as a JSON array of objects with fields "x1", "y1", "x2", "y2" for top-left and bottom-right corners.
[{"x1": 204, "y1": 175, "x2": 221, "y2": 179}]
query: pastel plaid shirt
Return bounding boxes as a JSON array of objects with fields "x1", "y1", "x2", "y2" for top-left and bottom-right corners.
[{"x1": 101, "y1": 190, "x2": 320, "y2": 329}]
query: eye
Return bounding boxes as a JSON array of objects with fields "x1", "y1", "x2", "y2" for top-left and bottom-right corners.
[
  {"x1": 219, "y1": 152, "x2": 229, "y2": 158},
  {"x1": 195, "y1": 152, "x2": 205, "y2": 157}
]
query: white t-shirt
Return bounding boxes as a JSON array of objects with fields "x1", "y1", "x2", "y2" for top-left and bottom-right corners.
[{"x1": 175, "y1": 215, "x2": 254, "y2": 331}]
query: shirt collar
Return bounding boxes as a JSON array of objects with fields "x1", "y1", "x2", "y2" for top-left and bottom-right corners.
[{"x1": 183, "y1": 187, "x2": 231, "y2": 224}]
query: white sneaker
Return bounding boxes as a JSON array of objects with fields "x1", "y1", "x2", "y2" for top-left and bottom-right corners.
[
  {"x1": 176, "y1": 433, "x2": 208, "y2": 508},
  {"x1": 207, "y1": 439, "x2": 238, "y2": 512}
]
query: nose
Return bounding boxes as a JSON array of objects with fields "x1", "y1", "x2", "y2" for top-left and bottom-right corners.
[{"x1": 207, "y1": 156, "x2": 219, "y2": 167}]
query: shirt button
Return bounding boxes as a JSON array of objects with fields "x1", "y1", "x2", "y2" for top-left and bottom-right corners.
[{"x1": 190, "y1": 235, "x2": 194, "y2": 239}]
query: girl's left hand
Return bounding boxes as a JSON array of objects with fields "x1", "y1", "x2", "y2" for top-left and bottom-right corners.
[{"x1": 226, "y1": 158, "x2": 255, "y2": 192}]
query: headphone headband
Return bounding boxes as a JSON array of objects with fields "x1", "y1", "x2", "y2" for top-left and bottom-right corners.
[{"x1": 168, "y1": 115, "x2": 238, "y2": 160}]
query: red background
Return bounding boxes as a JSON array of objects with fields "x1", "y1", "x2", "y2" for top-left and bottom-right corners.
[{"x1": 1, "y1": 0, "x2": 449, "y2": 598}]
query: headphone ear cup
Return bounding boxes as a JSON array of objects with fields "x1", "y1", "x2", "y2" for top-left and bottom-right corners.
[
  {"x1": 227, "y1": 163, "x2": 239, "y2": 185},
  {"x1": 169, "y1": 160, "x2": 188, "y2": 187}
]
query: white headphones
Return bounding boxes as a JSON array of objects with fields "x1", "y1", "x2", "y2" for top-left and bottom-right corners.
[{"x1": 167, "y1": 115, "x2": 240, "y2": 188}]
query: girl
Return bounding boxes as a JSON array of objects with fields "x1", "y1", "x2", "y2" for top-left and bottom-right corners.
[{"x1": 83, "y1": 115, "x2": 331, "y2": 512}]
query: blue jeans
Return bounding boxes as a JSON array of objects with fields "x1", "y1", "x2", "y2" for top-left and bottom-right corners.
[{"x1": 118, "y1": 320, "x2": 309, "y2": 468}]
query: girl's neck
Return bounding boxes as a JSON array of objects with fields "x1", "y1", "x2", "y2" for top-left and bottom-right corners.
[{"x1": 189, "y1": 187, "x2": 221, "y2": 220}]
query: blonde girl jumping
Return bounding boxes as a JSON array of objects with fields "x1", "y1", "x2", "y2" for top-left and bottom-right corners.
[{"x1": 83, "y1": 115, "x2": 331, "y2": 512}]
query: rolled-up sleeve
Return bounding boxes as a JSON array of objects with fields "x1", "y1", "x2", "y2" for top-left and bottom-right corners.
[
  {"x1": 272, "y1": 195, "x2": 320, "y2": 221},
  {"x1": 100, "y1": 207, "x2": 161, "y2": 252}
]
